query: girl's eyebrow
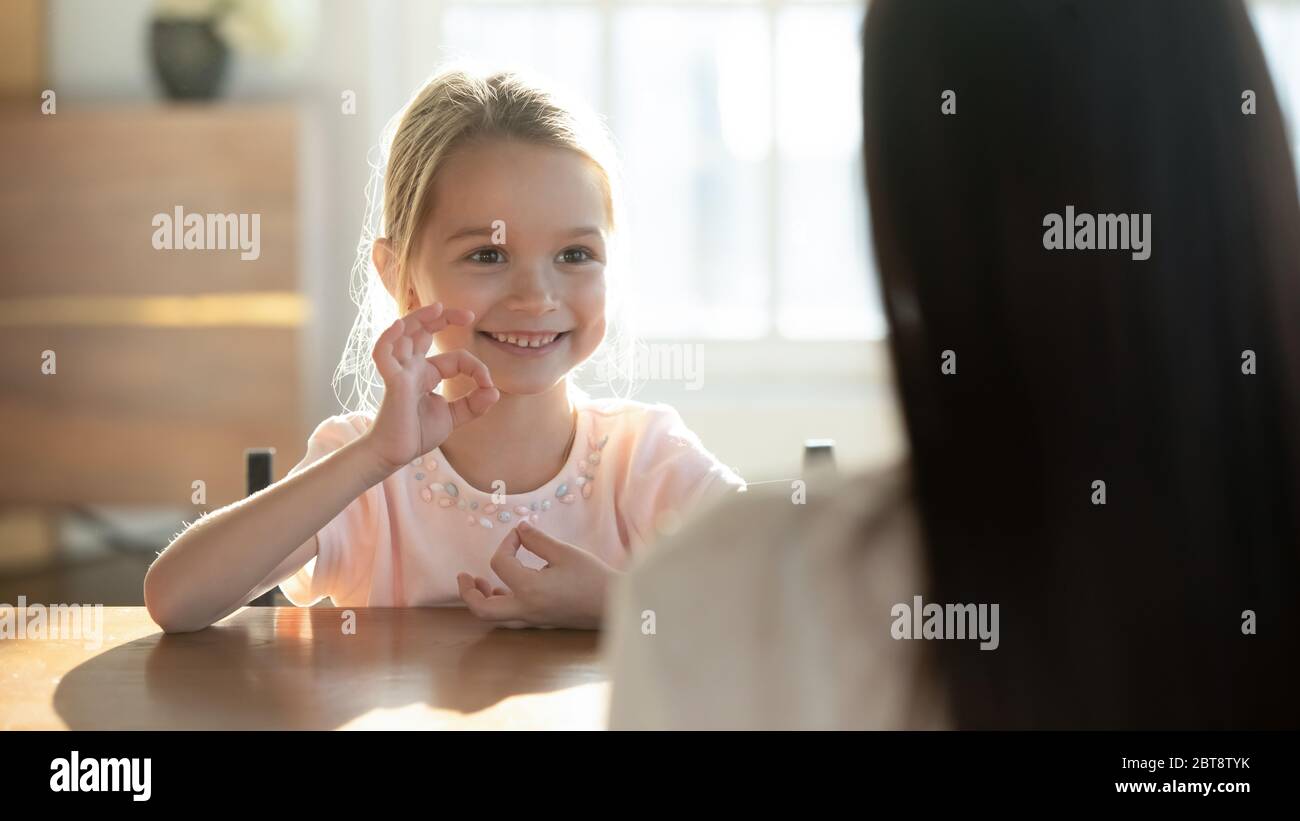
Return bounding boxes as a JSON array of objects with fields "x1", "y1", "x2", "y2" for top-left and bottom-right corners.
[
  {"x1": 444, "y1": 226, "x2": 495, "y2": 243},
  {"x1": 442, "y1": 225, "x2": 603, "y2": 242}
]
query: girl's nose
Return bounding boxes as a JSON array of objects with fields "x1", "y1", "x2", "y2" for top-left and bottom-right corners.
[{"x1": 505, "y1": 262, "x2": 560, "y2": 314}]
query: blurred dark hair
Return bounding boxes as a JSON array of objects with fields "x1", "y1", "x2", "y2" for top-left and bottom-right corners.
[{"x1": 863, "y1": 0, "x2": 1300, "y2": 728}]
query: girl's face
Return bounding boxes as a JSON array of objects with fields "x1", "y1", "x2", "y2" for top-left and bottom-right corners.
[{"x1": 408, "y1": 138, "x2": 609, "y2": 397}]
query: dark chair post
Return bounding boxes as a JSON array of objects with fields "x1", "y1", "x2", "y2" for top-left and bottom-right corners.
[
  {"x1": 246, "y1": 448, "x2": 275, "y2": 497},
  {"x1": 245, "y1": 448, "x2": 279, "y2": 607},
  {"x1": 803, "y1": 439, "x2": 836, "y2": 474}
]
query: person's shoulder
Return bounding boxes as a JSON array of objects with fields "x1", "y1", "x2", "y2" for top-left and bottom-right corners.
[
  {"x1": 290, "y1": 411, "x2": 376, "y2": 476},
  {"x1": 610, "y1": 459, "x2": 939, "y2": 730},
  {"x1": 627, "y1": 460, "x2": 918, "y2": 589},
  {"x1": 579, "y1": 396, "x2": 687, "y2": 430},
  {"x1": 578, "y1": 396, "x2": 710, "y2": 452},
  {"x1": 578, "y1": 396, "x2": 739, "y2": 488},
  {"x1": 308, "y1": 410, "x2": 375, "y2": 444}
]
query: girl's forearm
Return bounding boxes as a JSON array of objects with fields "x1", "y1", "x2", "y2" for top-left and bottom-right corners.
[{"x1": 143, "y1": 435, "x2": 397, "y2": 633}]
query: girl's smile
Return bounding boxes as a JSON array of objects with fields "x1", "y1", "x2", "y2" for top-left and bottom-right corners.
[{"x1": 477, "y1": 329, "x2": 572, "y2": 356}]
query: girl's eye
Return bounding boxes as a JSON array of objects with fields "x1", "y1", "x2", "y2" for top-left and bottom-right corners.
[
  {"x1": 467, "y1": 248, "x2": 506, "y2": 264},
  {"x1": 557, "y1": 247, "x2": 596, "y2": 265}
]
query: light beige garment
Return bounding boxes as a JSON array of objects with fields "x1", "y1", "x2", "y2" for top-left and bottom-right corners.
[
  {"x1": 603, "y1": 462, "x2": 951, "y2": 730},
  {"x1": 278, "y1": 398, "x2": 744, "y2": 608}
]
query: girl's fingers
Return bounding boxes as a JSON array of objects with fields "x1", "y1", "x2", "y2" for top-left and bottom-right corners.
[
  {"x1": 412, "y1": 300, "x2": 444, "y2": 320},
  {"x1": 406, "y1": 348, "x2": 498, "y2": 425},
  {"x1": 513, "y1": 520, "x2": 573, "y2": 564},
  {"x1": 392, "y1": 304, "x2": 476, "y2": 360},
  {"x1": 376, "y1": 316, "x2": 404, "y2": 346},
  {"x1": 406, "y1": 303, "x2": 474, "y2": 337},
  {"x1": 371, "y1": 319, "x2": 402, "y2": 378},
  {"x1": 419, "y1": 349, "x2": 491, "y2": 395},
  {"x1": 426, "y1": 349, "x2": 493, "y2": 388},
  {"x1": 488, "y1": 528, "x2": 528, "y2": 590},
  {"x1": 407, "y1": 325, "x2": 433, "y2": 366},
  {"x1": 393, "y1": 332, "x2": 414, "y2": 363},
  {"x1": 384, "y1": 304, "x2": 476, "y2": 370},
  {"x1": 456, "y1": 573, "x2": 523, "y2": 623},
  {"x1": 400, "y1": 301, "x2": 443, "y2": 335},
  {"x1": 439, "y1": 307, "x2": 475, "y2": 327},
  {"x1": 446, "y1": 386, "x2": 500, "y2": 428},
  {"x1": 473, "y1": 577, "x2": 513, "y2": 599},
  {"x1": 474, "y1": 598, "x2": 525, "y2": 623},
  {"x1": 377, "y1": 314, "x2": 416, "y2": 364}
]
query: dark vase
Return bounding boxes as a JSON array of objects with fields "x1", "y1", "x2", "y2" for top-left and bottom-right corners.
[{"x1": 150, "y1": 18, "x2": 230, "y2": 100}]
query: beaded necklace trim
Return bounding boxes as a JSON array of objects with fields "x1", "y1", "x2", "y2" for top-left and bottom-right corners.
[{"x1": 408, "y1": 430, "x2": 610, "y2": 529}]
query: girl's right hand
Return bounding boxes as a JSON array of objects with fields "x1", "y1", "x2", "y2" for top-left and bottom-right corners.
[{"x1": 366, "y1": 302, "x2": 500, "y2": 471}]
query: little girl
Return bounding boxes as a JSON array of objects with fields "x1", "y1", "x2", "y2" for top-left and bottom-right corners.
[{"x1": 144, "y1": 69, "x2": 744, "y2": 632}]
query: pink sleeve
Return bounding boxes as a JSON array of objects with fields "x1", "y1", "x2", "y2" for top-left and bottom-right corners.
[
  {"x1": 278, "y1": 414, "x2": 379, "y2": 606},
  {"x1": 617, "y1": 405, "x2": 745, "y2": 551}
]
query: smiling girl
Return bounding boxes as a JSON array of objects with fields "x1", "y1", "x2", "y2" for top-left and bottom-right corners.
[{"x1": 143, "y1": 69, "x2": 744, "y2": 633}]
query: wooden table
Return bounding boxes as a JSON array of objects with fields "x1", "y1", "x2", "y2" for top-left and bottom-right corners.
[{"x1": 0, "y1": 607, "x2": 609, "y2": 730}]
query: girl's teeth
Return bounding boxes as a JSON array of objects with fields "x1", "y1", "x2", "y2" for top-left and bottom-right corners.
[{"x1": 490, "y1": 332, "x2": 558, "y2": 348}]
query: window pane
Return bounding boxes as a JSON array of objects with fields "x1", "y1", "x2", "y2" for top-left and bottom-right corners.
[
  {"x1": 439, "y1": 5, "x2": 603, "y2": 107},
  {"x1": 1250, "y1": 1, "x2": 1300, "y2": 183},
  {"x1": 611, "y1": 7, "x2": 772, "y2": 337},
  {"x1": 776, "y1": 4, "x2": 882, "y2": 340}
]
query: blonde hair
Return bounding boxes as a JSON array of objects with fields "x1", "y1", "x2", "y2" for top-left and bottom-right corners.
[{"x1": 335, "y1": 68, "x2": 633, "y2": 415}]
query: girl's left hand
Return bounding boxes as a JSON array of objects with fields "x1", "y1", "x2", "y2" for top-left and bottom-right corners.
[{"x1": 456, "y1": 521, "x2": 617, "y2": 630}]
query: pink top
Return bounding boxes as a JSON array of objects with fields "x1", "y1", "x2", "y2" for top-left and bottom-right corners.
[{"x1": 279, "y1": 397, "x2": 745, "y2": 607}]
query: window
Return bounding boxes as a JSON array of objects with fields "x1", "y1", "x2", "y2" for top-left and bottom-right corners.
[
  {"x1": 1250, "y1": 0, "x2": 1300, "y2": 169},
  {"x1": 399, "y1": 0, "x2": 1300, "y2": 347},
  {"x1": 431, "y1": 0, "x2": 881, "y2": 342}
]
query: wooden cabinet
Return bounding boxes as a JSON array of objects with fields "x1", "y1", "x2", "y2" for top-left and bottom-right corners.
[{"x1": 0, "y1": 104, "x2": 307, "y2": 507}]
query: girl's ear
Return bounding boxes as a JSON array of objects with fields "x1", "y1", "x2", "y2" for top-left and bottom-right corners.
[
  {"x1": 372, "y1": 238, "x2": 398, "y2": 299},
  {"x1": 372, "y1": 238, "x2": 420, "y2": 309}
]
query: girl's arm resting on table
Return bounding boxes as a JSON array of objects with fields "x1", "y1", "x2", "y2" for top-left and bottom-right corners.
[
  {"x1": 186, "y1": 533, "x2": 321, "y2": 632},
  {"x1": 143, "y1": 434, "x2": 399, "y2": 633}
]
